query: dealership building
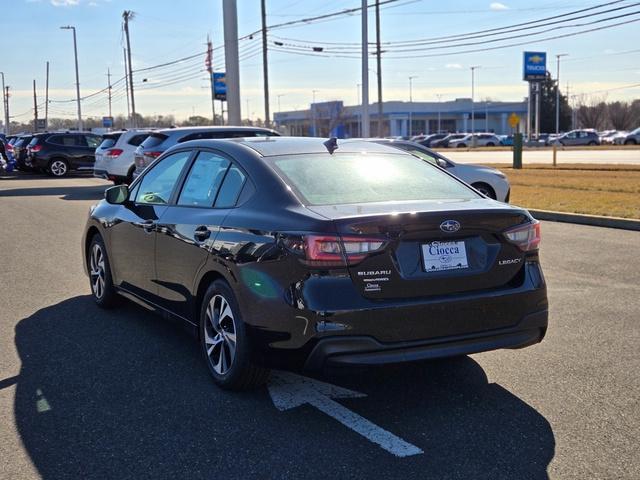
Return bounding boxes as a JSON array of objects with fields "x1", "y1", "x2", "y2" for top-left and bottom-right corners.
[{"x1": 273, "y1": 98, "x2": 528, "y2": 138}]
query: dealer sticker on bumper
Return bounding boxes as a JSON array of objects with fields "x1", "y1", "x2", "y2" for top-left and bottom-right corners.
[{"x1": 422, "y1": 240, "x2": 468, "y2": 272}]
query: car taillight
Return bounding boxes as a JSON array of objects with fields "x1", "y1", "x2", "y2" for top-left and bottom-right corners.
[
  {"x1": 145, "y1": 151, "x2": 162, "y2": 159},
  {"x1": 105, "y1": 148, "x2": 123, "y2": 158},
  {"x1": 6, "y1": 144, "x2": 13, "y2": 151},
  {"x1": 30, "y1": 144, "x2": 42, "y2": 152},
  {"x1": 284, "y1": 234, "x2": 385, "y2": 267},
  {"x1": 504, "y1": 220, "x2": 541, "y2": 252}
]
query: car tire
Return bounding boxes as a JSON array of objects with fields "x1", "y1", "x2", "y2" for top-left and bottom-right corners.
[
  {"x1": 48, "y1": 158, "x2": 69, "y2": 177},
  {"x1": 625, "y1": 139, "x2": 637, "y2": 145},
  {"x1": 457, "y1": 143, "x2": 466, "y2": 148},
  {"x1": 472, "y1": 182, "x2": 496, "y2": 200},
  {"x1": 486, "y1": 142, "x2": 495, "y2": 147},
  {"x1": 200, "y1": 280, "x2": 270, "y2": 390},
  {"x1": 88, "y1": 234, "x2": 119, "y2": 309},
  {"x1": 588, "y1": 141, "x2": 597, "y2": 146}
]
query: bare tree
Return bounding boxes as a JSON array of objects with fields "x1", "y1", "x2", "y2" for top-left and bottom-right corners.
[
  {"x1": 576, "y1": 95, "x2": 608, "y2": 130},
  {"x1": 607, "y1": 101, "x2": 635, "y2": 130}
]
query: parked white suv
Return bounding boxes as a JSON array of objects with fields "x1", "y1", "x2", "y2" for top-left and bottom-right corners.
[{"x1": 93, "y1": 130, "x2": 152, "y2": 184}]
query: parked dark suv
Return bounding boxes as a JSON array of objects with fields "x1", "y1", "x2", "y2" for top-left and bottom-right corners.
[{"x1": 27, "y1": 132, "x2": 102, "y2": 177}]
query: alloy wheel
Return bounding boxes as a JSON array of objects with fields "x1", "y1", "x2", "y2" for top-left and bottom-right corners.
[
  {"x1": 204, "y1": 294, "x2": 237, "y2": 375},
  {"x1": 89, "y1": 243, "x2": 106, "y2": 299},
  {"x1": 50, "y1": 160, "x2": 68, "y2": 176}
]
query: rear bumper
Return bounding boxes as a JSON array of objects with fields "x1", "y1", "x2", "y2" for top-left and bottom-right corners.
[{"x1": 304, "y1": 309, "x2": 547, "y2": 370}]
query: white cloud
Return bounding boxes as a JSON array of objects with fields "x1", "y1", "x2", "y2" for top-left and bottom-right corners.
[
  {"x1": 51, "y1": 0, "x2": 80, "y2": 6},
  {"x1": 445, "y1": 63, "x2": 463, "y2": 69},
  {"x1": 490, "y1": 2, "x2": 509, "y2": 10}
]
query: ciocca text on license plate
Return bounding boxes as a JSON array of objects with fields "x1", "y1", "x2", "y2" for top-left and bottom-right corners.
[{"x1": 422, "y1": 240, "x2": 468, "y2": 272}]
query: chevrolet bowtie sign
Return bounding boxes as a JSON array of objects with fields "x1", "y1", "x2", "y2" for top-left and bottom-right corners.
[{"x1": 523, "y1": 51, "x2": 547, "y2": 81}]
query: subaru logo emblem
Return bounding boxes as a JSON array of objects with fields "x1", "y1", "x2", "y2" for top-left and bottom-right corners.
[{"x1": 440, "y1": 220, "x2": 461, "y2": 233}]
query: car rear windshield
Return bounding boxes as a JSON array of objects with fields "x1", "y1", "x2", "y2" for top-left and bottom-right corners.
[
  {"x1": 98, "y1": 133, "x2": 122, "y2": 150},
  {"x1": 268, "y1": 152, "x2": 478, "y2": 206},
  {"x1": 139, "y1": 133, "x2": 168, "y2": 149}
]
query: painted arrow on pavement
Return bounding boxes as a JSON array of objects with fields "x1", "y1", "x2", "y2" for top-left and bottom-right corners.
[{"x1": 267, "y1": 371, "x2": 423, "y2": 458}]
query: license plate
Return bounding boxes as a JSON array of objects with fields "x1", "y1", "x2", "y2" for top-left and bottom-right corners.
[{"x1": 422, "y1": 240, "x2": 468, "y2": 272}]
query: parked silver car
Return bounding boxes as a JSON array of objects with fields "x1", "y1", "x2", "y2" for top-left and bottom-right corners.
[
  {"x1": 133, "y1": 126, "x2": 280, "y2": 177},
  {"x1": 368, "y1": 139, "x2": 511, "y2": 202},
  {"x1": 553, "y1": 129, "x2": 600, "y2": 146},
  {"x1": 614, "y1": 127, "x2": 640, "y2": 145}
]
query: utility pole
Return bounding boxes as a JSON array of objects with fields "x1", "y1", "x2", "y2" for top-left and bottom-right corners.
[
  {"x1": 360, "y1": 0, "x2": 370, "y2": 138},
  {"x1": 60, "y1": 25, "x2": 83, "y2": 131},
  {"x1": 33, "y1": 79, "x2": 38, "y2": 133},
  {"x1": 223, "y1": 0, "x2": 241, "y2": 125},
  {"x1": 0, "y1": 72, "x2": 7, "y2": 135},
  {"x1": 107, "y1": 68, "x2": 112, "y2": 119},
  {"x1": 408, "y1": 75, "x2": 417, "y2": 137},
  {"x1": 206, "y1": 36, "x2": 216, "y2": 125},
  {"x1": 375, "y1": 0, "x2": 383, "y2": 137},
  {"x1": 44, "y1": 61, "x2": 49, "y2": 130},
  {"x1": 123, "y1": 11, "x2": 136, "y2": 127},
  {"x1": 123, "y1": 47, "x2": 131, "y2": 124},
  {"x1": 485, "y1": 102, "x2": 489, "y2": 131},
  {"x1": 261, "y1": 0, "x2": 270, "y2": 127},
  {"x1": 555, "y1": 53, "x2": 568, "y2": 136}
]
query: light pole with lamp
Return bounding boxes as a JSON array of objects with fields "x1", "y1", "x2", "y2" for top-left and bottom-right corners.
[
  {"x1": 436, "y1": 93, "x2": 442, "y2": 133},
  {"x1": 60, "y1": 25, "x2": 83, "y2": 131},
  {"x1": 408, "y1": 75, "x2": 417, "y2": 137},
  {"x1": 311, "y1": 89, "x2": 318, "y2": 136},
  {"x1": 555, "y1": 54, "x2": 568, "y2": 136},
  {"x1": 470, "y1": 65, "x2": 480, "y2": 145}
]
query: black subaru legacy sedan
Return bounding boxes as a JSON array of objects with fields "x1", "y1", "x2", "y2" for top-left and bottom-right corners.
[{"x1": 82, "y1": 137, "x2": 548, "y2": 390}]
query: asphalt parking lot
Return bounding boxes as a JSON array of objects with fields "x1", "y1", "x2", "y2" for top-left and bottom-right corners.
[{"x1": 0, "y1": 174, "x2": 638, "y2": 479}]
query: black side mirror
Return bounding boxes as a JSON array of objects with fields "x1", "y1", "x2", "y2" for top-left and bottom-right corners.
[{"x1": 105, "y1": 185, "x2": 129, "y2": 205}]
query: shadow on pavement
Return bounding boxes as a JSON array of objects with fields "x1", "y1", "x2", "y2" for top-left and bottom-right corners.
[
  {"x1": 13, "y1": 296, "x2": 554, "y2": 479},
  {"x1": 0, "y1": 184, "x2": 106, "y2": 201}
]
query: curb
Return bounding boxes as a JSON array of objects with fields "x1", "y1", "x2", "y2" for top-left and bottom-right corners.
[{"x1": 528, "y1": 209, "x2": 640, "y2": 231}]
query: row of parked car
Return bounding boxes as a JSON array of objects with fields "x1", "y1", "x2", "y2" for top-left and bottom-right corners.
[
  {"x1": 4, "y1": 126, "x2": 280, "y2": 179},
  {"x1": 406, "y1": 127, "x2": 640, "y2": 148},
  {"x1": 4, "y1": 126, "x2": 512, "y2": 204}
]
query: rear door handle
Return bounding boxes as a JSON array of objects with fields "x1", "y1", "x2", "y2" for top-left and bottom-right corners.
[{"x1": 194, "y1": 226, "x2": 211, "y2": 242}]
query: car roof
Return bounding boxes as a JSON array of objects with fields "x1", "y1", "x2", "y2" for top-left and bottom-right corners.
[
  {"x1": 178, "y1": 136, "x2": 409, "y2": 157},
  {"x1": 155, "y1": 126, "x2": 279, "y2": 135}
]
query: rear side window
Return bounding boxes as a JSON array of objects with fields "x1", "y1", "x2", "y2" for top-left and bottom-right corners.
[
  {"x1": 215, "y1": 165, "x2": 246, "y2": 208},
  {"x1": 98, "y1": 134, "x2": 122, "y2": 149},
  {"x1": 177, "y1": 151, "x2": 230, "y2": 207},
  {"x1": 85, "y1": 135, "x2": 101, "y2": 148},
  {"x1": 269, "y1": 153, "x2": 478, "y2": 206},
  {"x1": 128, "y1": 134, "x2": 149, "y2": 146},
  {"x1": 140, "y1": 133, "x2": 168, "y2": 149},
  {"x1": 48, "y1": 135, "x2": 76, "y2": 146},
  {"x1": 28, "y1": 137, "x2": 39, "y2": 147}
]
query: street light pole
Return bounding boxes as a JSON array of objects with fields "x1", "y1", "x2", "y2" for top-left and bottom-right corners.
[
  {"x1": 470, "y1": 66, "x2": 480, "y2": 137},
  {"x1": 357, "y1": 83, "x2": 362, "y2": 137},
  {"x1": 361, "y1": 0, "x2": 370, "y2": 138},
  {"x1": 436, "y1": 93, "x2": 442, "y2": 133},
  {"x1": 555, "y1": 53, "x2": 568, "y2": 136},
  {"x1": 408, "y1": 75, "x2": 417, "y2": 137},
  {"x1": 0, "y1": 72, "x2": 7, "y2": 135},
  {"x1": 312, "y1": 89, "x2": 318, "y2": 136},
  {"x1": 60, "y1": 25, "x2": 83, "y2": 131}
]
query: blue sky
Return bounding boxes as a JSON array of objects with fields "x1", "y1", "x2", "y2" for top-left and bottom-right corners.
[{"x1": 1, "y1": 0, "x2": 639, "y2": 122}]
